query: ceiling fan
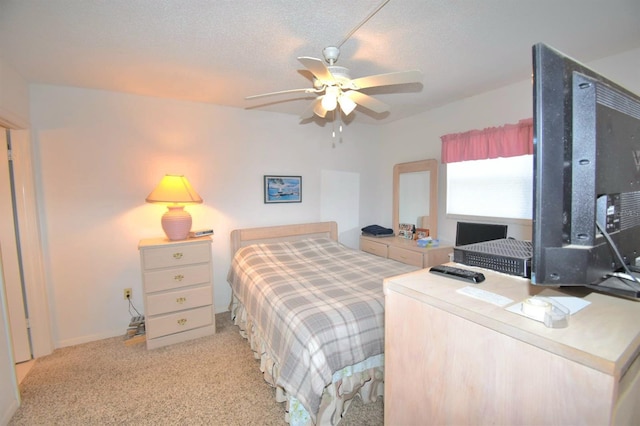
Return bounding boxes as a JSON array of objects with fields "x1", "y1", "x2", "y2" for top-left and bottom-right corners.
[{"x1": 245, "y1": 45, "x2": 423, "y2": 120}]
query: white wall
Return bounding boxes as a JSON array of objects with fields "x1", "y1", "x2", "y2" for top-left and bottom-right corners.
[
  {"x1": 24, "y1": 45, "x2": 640, "y2": 348},
  {"x1": 376, "y1": 46, "x2": 640, "y2": 244},
  {"x1": 380, "y1": 79, "x2": 533, "y2": 243},
  {"x1": 29, "y1": 85, "x2": 383, "y2": 347},
  {"x1": 321, "y1": 169, "x2": 360, "y2": 247},
  {"x1": 589, "y1": 47, "x2": 640, "y2": 91},
  {"x1": 0, "y1": 57, "x2": 29, "y2": 128}
]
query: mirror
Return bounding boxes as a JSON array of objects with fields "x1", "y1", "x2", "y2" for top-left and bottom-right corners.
[{"x1": 393, "y1": 159, "x2": 438, "y2": 239}]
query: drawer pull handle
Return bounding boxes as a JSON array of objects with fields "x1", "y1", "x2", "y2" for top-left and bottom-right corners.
[
  {"x1": 174, "y1": 274, "x2": 184, "y2": 281},
  {"x1": 173, "y1": 252, "x2": 183, "y2": 260},
  {"x1": 176, "y1": 297, "x2": 187, "y2": 304},
  {"x1": 177, "y1": 318, "x2": 187, "y2": 326}
]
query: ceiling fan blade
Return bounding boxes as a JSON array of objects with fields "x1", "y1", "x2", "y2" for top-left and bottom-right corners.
[
  {"x1": 300, "y1": 97, "x2": 323, "y2": 119},
  {"x1": 298, "y1": 57, "x2": 335, "y2": 84},
  {"x1": 349, "y1": 70, "x2": 423, "y2": 90},
  {"x1": 345, "y1": 91, "x2": 389, "y2": 114},
  {"x1": 246, "y1": 88, "x2": 317, "y2": 100}
]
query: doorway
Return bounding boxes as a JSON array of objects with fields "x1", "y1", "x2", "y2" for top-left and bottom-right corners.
[
  {"x1": 0, "y1": 128, "x2": 31, "y2": 363},
  {"x1": 0, "y1": 126, "x2": 53, "y2": 370}
]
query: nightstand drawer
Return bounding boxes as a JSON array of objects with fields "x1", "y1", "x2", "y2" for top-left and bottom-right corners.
[
  {"x1": 360, "y1": 238, "x2": 389, "y2": 257},
  {"x1": 146, "y1": 305, "x2": 213, "y2": 339},
  {"x1": 142, "y1": 242, "x2": 210, "y2": 270},
  {"x1": 143, "y1": 263, "x2": 211, "y2": 293},
  {"x1": 389, "y1": 246, "x2": 423, "y2": 267},
  {"x1": 146, "y1": 284, "x2": 212, "y2": 316}
]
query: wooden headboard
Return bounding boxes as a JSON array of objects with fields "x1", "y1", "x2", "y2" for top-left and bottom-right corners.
[{"x1": 230, "y1": 221, "x2": 338, "y2": 255}]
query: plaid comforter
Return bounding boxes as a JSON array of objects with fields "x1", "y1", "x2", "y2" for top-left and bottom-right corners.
[{"x1": 227, "y1": 238, "x2": 417, "y2": 419}]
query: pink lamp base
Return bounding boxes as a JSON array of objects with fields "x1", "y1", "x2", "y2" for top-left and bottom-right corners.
[{"x1": 161, "y1": 206, "x2": 192, "y2": 240}]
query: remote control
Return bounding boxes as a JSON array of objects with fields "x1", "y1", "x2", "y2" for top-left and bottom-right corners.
[{"x1": 429, "y1": 265, "x2": 486, "y2": 284}]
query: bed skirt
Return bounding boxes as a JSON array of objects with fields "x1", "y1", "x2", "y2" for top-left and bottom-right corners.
[{"x1": 229, "y1": 296, "x2": 384, "y2": 425}]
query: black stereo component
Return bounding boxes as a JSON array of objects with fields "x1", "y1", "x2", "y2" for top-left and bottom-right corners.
[{"x1": 453, "y1": 238, "x2": 532, "y2": 278}]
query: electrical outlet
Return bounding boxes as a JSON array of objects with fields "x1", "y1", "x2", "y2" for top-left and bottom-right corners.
[{"x1": 123, "y1": 288, "x2": 132, "y2": 300}]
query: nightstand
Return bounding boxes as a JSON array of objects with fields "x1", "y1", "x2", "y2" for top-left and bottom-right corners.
[{"x1": 138, "y1": 236, "x2": 215, "y2": 349}]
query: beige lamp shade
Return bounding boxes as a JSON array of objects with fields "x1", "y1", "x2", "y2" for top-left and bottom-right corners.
[
  {"x1": 145, "y1": 175, "x2": 203, "y2": 204},
  {"x1": 146, "y1": 175, "x2": 203, "y2": 240}
]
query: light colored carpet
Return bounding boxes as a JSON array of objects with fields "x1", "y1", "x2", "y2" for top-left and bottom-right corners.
[{"x1": 9, "y1": 312, "x2": 383, "y2": 425}]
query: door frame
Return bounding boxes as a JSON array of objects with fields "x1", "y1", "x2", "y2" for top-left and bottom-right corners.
[
  {"x1": 6, "y1": 129, "x2": 53, "y2": 358},
  {"x1": 0, "y1": 250, "x2": 21, "y2": 423},
  {"x1": 0, "y1": 130, "x2": 30, "y2": 361}
]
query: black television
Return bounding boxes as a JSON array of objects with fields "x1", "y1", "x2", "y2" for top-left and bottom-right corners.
[
  {"x1": 531, "y1": 43, "x2": 640, "y2": 298},
  {"x1": 455, "y1": 222, "x2": 508, "y2": 247}
]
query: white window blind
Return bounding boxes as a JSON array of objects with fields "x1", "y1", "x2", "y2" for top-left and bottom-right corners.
[{"x1": 446, "y1": 155, "x2": 533, "y2": 220}]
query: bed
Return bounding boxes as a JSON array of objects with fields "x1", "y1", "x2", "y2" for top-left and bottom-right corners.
[{"x1": 226, "y1": 221, "x2": 418, "y2": 425}]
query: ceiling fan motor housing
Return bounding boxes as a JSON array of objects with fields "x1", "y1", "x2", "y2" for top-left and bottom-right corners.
[
  {"x1": 327, "y1": 66, "x2": 351, "y2": 84},
  {"x1": 322, "y1": 46, "x2": 340, "y2": 64}
]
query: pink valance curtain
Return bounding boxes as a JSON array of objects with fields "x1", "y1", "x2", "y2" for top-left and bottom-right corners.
[{"x1": 441, "y1": 118, "x2": 533, "y2": 164}]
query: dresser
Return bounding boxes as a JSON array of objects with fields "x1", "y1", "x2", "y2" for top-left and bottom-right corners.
[
  {"x1": 138, "y1": 236, "x2": 215, "y2": 350},
  {"x1": 383, "y1": 265, "x2": 640, "y2": 425},
  {"x1": 360, "y1": 235, "x2": 451, "y2": 268}
]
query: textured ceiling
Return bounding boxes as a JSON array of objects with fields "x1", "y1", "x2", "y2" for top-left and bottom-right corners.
[{"x1": 1, "y1": 0, "x2": 640, "y2": 124}]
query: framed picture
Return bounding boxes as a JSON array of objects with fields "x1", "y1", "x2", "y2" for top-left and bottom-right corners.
[
  {"x1": 416, "y1": 228, "x2": 430, "y2": 239},
  {"x1": 264, "y1": 175, "x2": 302, "y2": 203},
  {"x1": 398, "y1": 223, "x2": 414, "y2": 239}
]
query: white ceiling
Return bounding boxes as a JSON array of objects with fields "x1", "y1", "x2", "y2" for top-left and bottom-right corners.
[{"x1": 1, "y1": 0, "x2": 640, "y2": 124}]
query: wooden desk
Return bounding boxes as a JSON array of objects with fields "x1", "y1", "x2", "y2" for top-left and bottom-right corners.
[
  {"x1": 383, "y1": 265, "x2": 640, "y2": 425},
  {"x1": 360, "y1": 235, "x2": 452, "y2": 268}
]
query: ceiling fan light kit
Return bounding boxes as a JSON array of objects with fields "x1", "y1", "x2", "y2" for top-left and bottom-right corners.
[
  {"x1": 312, "y1": 100, "x2": 327, "y2": 118},
  {"x1": 321, "y1": 86, "x2": 339, "y2": 111},
  {"x1": 338, "y1": 94, "x2": 357, "y2": 115}
]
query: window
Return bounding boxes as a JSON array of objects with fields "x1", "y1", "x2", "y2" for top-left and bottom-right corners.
[{"x1": 446, "y1": 155, "x2": 533, "y2": 220}]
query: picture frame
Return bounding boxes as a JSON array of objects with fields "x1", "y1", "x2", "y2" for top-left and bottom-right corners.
[
  {"x1": 264, "y1": 175, "x2": 302, "y2": 203},
  {"x1": 398, "y1": 223, "x2": 414, "y2": 239},
  {"x1": 416, "y1": 228, "x2": 430, "y2": 239}
]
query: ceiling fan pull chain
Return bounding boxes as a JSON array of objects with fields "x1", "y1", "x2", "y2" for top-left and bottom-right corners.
[
  {"x1": 332, "y1": 110, "x2": 336, "y2": 139},
  {"x1": 332, "y1": 110, "x2": 337, "y2": 147},
  {"x1": 338, "y1": 111, "x2": 344, "y2": 145},
  {"x1": 330, "y1": 110, "x2": 345, "y2": 148}
]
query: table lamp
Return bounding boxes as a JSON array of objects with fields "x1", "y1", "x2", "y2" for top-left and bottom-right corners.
[{"x1": 145, "y1": 174, "x2": 203, "y2": 240}]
